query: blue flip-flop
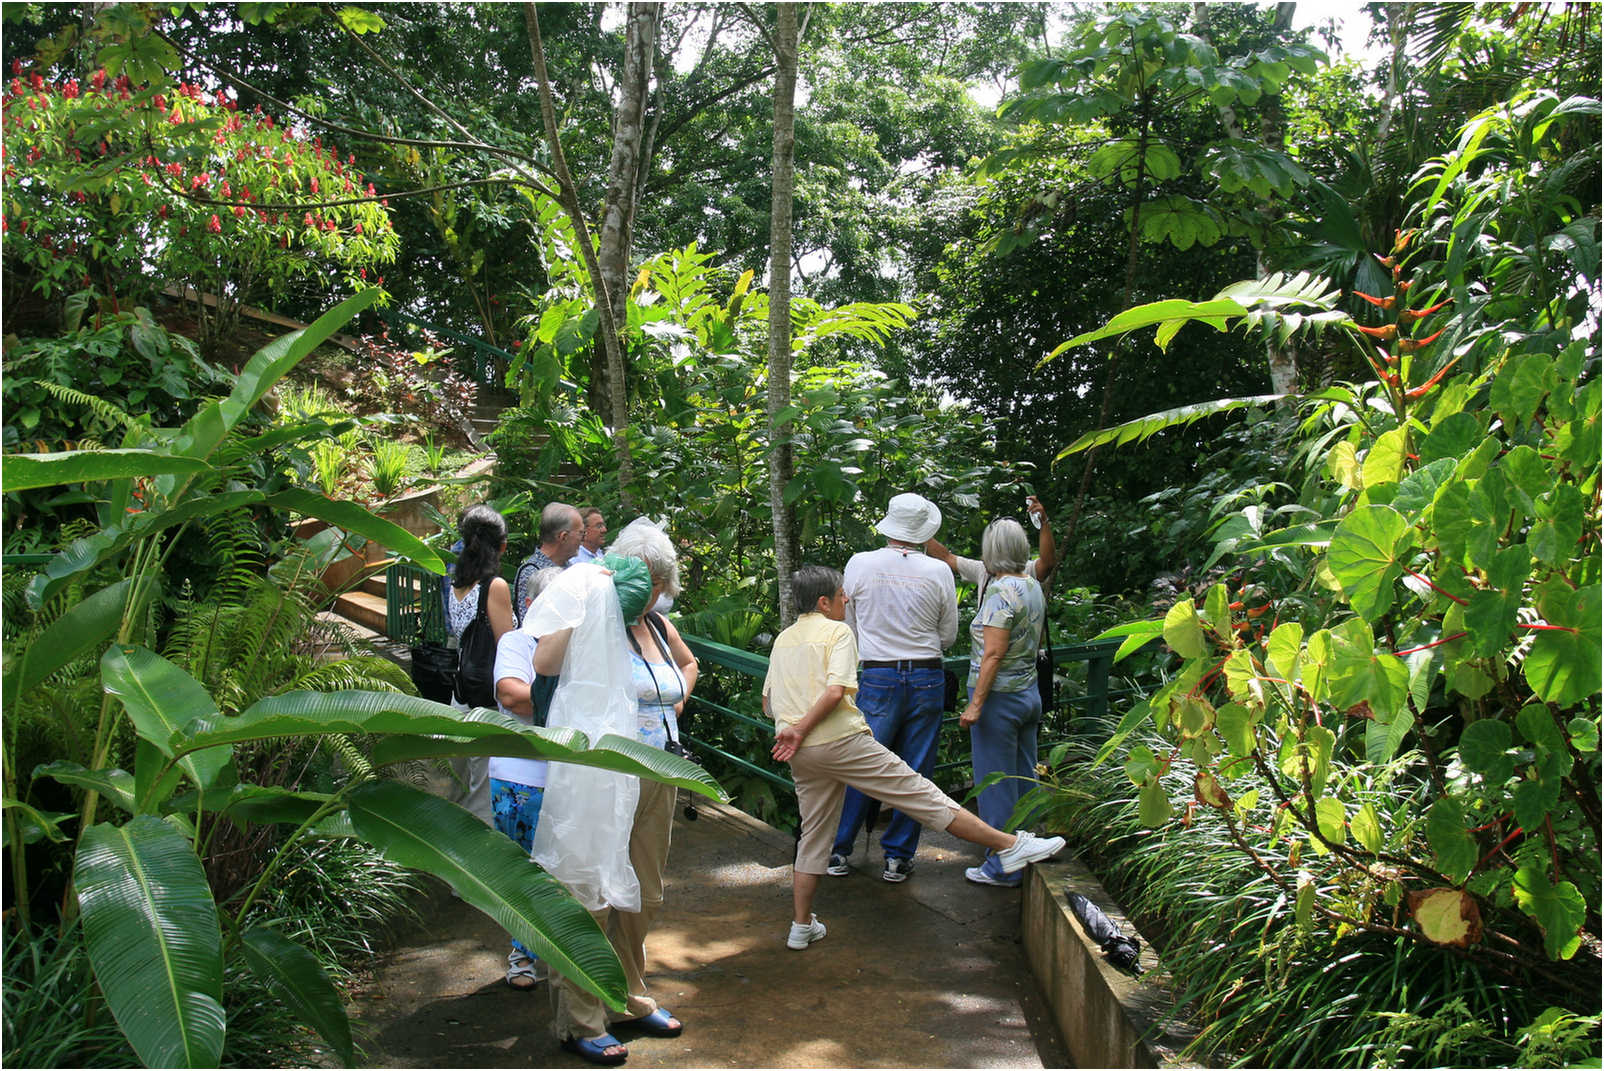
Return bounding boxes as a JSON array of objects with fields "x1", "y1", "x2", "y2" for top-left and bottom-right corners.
[
  {"x1": 614, "y1": 1008, "x2": 683, "y2": 1038},
  {"x1": 561, "y1": 1033, "x2": 628, "y2": 1065}
]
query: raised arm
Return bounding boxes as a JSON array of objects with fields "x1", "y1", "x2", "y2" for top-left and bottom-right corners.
[
  {"x1": 1027, "y1": 496, "x2": 1058, "y2": 581},
  {"x1": 925, "y1": 536, "x2": 958, "y2": 572}
]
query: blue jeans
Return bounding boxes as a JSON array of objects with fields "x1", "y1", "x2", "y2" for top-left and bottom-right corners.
[
  {"x1": 491, "y1": 778, "x2": 545, "y2": 958},
  {"x1": 831, "y1": 665, "x2": 946, "y2": 862},
  {"x1": 969, "y1": 686, "x2": 1041, "y2": 881}
]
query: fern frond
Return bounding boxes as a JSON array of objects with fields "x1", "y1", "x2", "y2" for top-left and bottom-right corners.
[
  {"x1": 286, "y1": 655, "x2": 414, "y2": 695},
  {"x1": 323, "y1": 732, "x2": 374, "y2": 782},
  {"x1": 34, "y1": 381, "x2": 145, "y2": 434}
]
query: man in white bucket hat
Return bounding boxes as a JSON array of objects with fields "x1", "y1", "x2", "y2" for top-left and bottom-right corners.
[{"x1": 826, "y1": 492, "x2": 958, "y2": 883}]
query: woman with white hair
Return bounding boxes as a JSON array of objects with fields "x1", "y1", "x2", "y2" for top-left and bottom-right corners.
[
  {"x1": 958, "y1": 518, "x2": 1046, "y2": 889},
  {"x1": 533, "y1": 518, "x2": 698, "y2": 1065}
]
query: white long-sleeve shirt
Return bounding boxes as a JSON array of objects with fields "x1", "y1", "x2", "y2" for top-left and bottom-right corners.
[{"x1": 842, "y1": 545, "x2": 958, "y2": 661}]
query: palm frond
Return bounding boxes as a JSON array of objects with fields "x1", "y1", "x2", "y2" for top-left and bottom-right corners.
[{"x1": 1055, "y1": 395, "x2": 1287, "y2": 460}]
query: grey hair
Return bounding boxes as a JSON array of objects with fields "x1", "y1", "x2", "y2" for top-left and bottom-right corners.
[
  {"x1": 527, "y1": 566, "x2": 563, "y2": 604},
  {"x1": 539, "y1": 502, "x2": 580, "y2": 544},
  {"x1": 610, "y1": 518, "x2": 682, "y2": 596},
  {"x1": 981, "y1": 518, "x2": 1030, "y2": 576}
]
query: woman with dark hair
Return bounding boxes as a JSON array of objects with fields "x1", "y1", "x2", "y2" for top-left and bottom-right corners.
[{"x1": 445, "y1": 504, "x2": 515, "y2": 824}]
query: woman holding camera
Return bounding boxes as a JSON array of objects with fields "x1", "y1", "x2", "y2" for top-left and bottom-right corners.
[{"x1": 534, "y1": 519, "x2": 698, "y2": 1065}]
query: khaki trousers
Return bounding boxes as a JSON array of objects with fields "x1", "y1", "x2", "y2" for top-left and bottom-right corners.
[{"x1": 550, "y1": 777, "x2": 676, "y2": 1040}]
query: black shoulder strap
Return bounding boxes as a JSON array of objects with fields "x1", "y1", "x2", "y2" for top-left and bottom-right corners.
[{"x1": 473, "y1": 575, "x2": 492, "y2": 626}]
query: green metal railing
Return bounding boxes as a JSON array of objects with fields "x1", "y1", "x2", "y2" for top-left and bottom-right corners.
[{"x1": 384, "y1": 561, "x2": 1159, "y2": 799}]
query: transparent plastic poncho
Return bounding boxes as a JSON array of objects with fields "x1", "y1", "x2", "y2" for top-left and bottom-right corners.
[{"x1": 522, "y1": 562, "x2": 642, "y2": 913}]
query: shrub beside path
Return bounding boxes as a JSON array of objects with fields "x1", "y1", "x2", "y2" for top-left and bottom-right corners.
[{"x1": 343, "y1": 794, "x2": 1071, "y2": 1068}]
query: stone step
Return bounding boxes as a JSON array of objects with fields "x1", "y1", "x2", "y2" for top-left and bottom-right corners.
[
  {"x1": 360, "y1": 573, "x2": 388, "y2": 598},
  {"x1": 332, "y1": 590, "x2": 388, "y2": 635}
]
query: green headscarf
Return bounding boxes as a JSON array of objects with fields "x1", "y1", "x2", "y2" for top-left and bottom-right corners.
[{"x1": 603, "y1": 553, "x2": 653, "y2": 620}]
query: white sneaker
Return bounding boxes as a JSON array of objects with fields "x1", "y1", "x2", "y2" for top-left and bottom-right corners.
[
  {"x1": 996, "y1": 830, "x2": 1066, "y2": 874},
  {"x1": 787, "y1": 914, "x2": 827, "y2": 950}
]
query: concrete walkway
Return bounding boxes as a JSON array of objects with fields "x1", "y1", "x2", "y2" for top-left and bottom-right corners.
[{"x1": 345, "y1": 797, "x2": 1070, "y2": 1068}]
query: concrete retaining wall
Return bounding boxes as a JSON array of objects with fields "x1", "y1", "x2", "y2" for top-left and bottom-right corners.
[{"x1": 1022, "y1": 857, "x2": 1197, "y2": 1068}]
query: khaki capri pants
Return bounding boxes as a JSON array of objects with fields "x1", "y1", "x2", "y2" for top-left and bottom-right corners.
[{"x1": 789, "y1": 729, "x2": 962, "y2": 874}]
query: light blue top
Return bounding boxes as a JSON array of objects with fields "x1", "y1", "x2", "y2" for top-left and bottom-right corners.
[
  {"x1": 631, "y1": 651, "x2": 685, "y2": 749},
  {"x1": 967, "y1": 574, "x2": 1045, "y2": 693}
]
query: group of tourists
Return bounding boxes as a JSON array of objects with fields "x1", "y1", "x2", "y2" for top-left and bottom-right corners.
[{"x1": 430, "y1": 491, "x2": 1065, "y2": 1066}]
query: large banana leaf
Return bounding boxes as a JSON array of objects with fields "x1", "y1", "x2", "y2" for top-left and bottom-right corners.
[
  {"x1": 4, "y1": 577, "x2": 142, "y2": 699},
  {"x1": 177, "y1": 691, "x2": 728, "y2": 801},
  {"x1": 346, "y1": 780, "x2": 627, "y2": 1011},
  {"x1": 102, "y1": 646, "x2": 232, "y2": 796},
  {"x1": 34, "y1": 761, "x2": 137, "y2": 815},
  {"x1": 1, "y1": 449, "x2": 212, "y2": 492},
  {"x1": 240, "y1": 925, "x2": 353, "y2": 1066},
  {"x1": 163, "y1": 783, "x2": 336, "y2": 827},
  {"x1": 27, "y1": 489, "x2": 259, "y2": 608},
  {"x1": 173, "y1": 289, "x2": 381, "y2": 463},
  {"x1": 76, "y1": 817, "x2": 226, "y2": 1068},
  {"x1": 265, "y1": 488, "x2": 445, "y2": 574}
]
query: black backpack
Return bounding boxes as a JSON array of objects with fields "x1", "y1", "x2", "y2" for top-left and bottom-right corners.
[{"x1": 453, "y1": 577, "x2": 498, "y2": 709}]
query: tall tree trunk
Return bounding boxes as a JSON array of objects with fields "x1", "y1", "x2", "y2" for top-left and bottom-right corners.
[
  {"x1": 767, "y1": 2, "x2": 801, "y2": 626},
  {"x1": 1062, "y1": 90, "x2": 1153, "y2": 552},
  {"x1": 592, "y1": 2, "x2": 662, "y2": 417},
  {"x1": 524, "y1": 4, "x2": 634, "y2": 498},
  {"x1": 1193, "y1": 1, "x2": 1300, "y2": 396}
]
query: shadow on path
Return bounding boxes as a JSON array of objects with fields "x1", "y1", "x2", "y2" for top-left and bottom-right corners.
[{"x1": 346, "y1": 798, "x2": 1070, "y2": 1069}]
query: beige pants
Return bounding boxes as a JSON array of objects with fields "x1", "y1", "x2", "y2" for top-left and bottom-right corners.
[
  {"x1": 788, "y1": 730, "x2": 961, "y2": 874},
  {"x1": 550, "y1": 777, "x2": 676, "y2": 1040}
]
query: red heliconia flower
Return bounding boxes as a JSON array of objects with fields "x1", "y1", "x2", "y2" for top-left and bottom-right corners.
[
  {"x1": 354, "y1": 222, "x2": 363, "y2": 234},
  {"x1": 366, "y1": 183, "x2": 375, "y2": 196},
  {"x1": 115, "y1": 74, "x2": 130, "y2": 93},
  {"x1": 91, "y1": 68, "x2": 108, "y2": 91},
  {"x1": 10, "y1": 78, "x2": 22, "y2": 96},
  {"x1": 301, "y1": 211, "x2": 315, "y2": 227},
  {"x1": 63, "y1": 80, "x2": 79, "y2": 98},
  {"x1": 10, "y1": 59, "x2": 20, "y2": 76},
  {"x1": 220, "y1": 180, "x2": 231, "y2": 198},
  {"x1": 158, "y1": 204, "x2": 168, "y2": 218},
  {"x1": 153, "y1": 94, "x2": 165, "y2": 111},
  {"x1": 343, "y1": 178, "x2": 352, "y2": 192},
  {"x1": 323, "y1": 219, "x2": 335, "y2": 231},
  {"x1": 140, "y1": 171, "x2": 153, "y2": 186},
  {"x1": 117, "y1": 87, "x2": 129, "y2": 101},
  {"x1": 2, "y1": 216, "x2": 7, "y2": 232},
  {"x1": 29, "y1": 73, "x2": 43, "y2": 91},
  {"x1": 168, "y1": 108, "x2": 183, "y2": 125},
  {"x1": 381, "y1": 198, "x2": 388, "y2": 207},
  {"x1": 359, "y1": 267, "x2": 367, "y2": 280},
  {"x1": 310, "y1": 177, "x2": 319, "y2": 194},
  {"x1": 207, "y1": 214, "x2": 221, "y2": 233},
  {"x1": 166, "y1": 161, "x2": 182, "y2": 177},
  {"x1": 232, "y1": 206, "x2": 246, "y2": 218}
]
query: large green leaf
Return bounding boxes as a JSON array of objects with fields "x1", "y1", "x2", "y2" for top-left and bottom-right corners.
[
  {"x1": 1055, "y1": 394, "x2": 1286, "y2": 459},
  {"x1": 240, "y1": 926, "x2": 354, "y2": 1066},
  {"x1": 346, "y1": 781, "x2": 627, "y2": 1010},
  {"x1": 1327, "y1": 505, "x2": 1411, "y2": 619},
  {"x1": 1, "y1": 449, "x2": 212, "y2": 492},
  {"x1": 164, "y1": 784, "x2": 336, "y2": 827},
  {"x1": 174, "y1": 289, "x2": 381, "y2": 461},
  {"x1": 179, "y1": 692, "x2": 727, "y2": 801},
  {"x1": 34, "y1": 761, "x2": 137, "y2": 815},
  {"x1": 1047, "y1": 299, "x2": 1248, "y2": 360},
  {"x1": 1523, "y1": 584, "x2": 1602, "y2": 707},
  {"x1": 1162, "y1": 598, "x2": 1206, "y2": 658},
  {"x1": 76, "y1": 817, "x2": 225, "y2": 1068},
  {"x1": 4, "y1": 578, "x2": 142, "y2": 700},
  {"x1": 1512, "y1": 866, "x2": 1586, "y2": 960},
  {"x1": 265, "y1": 489, "x2": 445, "y2": 574},
  {"x1": 27, "y1": 491, "x2": 259, "y2": 608},
  {"x1": 1425, "y1": 798, "x2": 1476, "y2": 884},
  {"x1": 102, "y1": 646, "x2": 232, "y2": 796}
]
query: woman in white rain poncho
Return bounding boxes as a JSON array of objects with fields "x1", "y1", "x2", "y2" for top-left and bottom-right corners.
[{"x1": 524, "y1": 519, "x2": 698, "y2": 1065}]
